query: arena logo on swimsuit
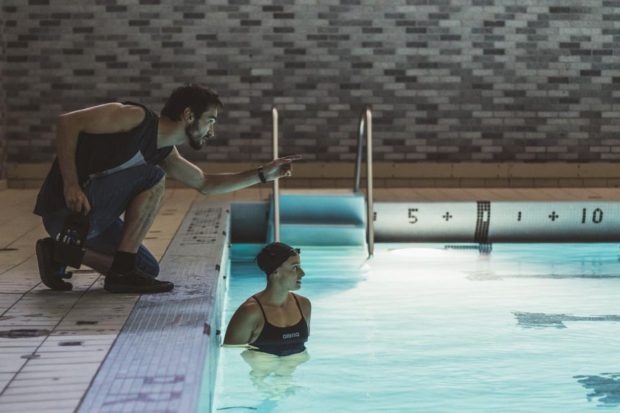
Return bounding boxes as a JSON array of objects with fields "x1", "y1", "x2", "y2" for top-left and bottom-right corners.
[{"x1": 282, "y1": 332, "x2": 300, "y2": 340}]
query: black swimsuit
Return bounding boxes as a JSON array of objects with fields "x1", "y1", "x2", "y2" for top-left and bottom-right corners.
[{"x1": 251, "y1": 294, "x2": 309, "y2": 356}]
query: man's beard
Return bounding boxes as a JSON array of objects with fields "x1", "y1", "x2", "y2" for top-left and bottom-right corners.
[{"x1": 186, "y1": 121, "x2": 204, "y2": 150}]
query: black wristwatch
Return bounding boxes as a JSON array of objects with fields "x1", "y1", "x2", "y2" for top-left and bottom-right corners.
[{"x1": 257, "y1": 167, "x2": 267, "y2": 183}]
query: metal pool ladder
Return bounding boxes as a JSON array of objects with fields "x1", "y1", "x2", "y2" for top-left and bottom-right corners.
[
  {"x1": 272, "y1": 106, "x2": 281, "y2": 241},
  {"x1": 354, "y1": 107, "x2": 374, "y2": 256},
  {"x1": 270, "y1": 106, "x2": 375, "y2": 256}
]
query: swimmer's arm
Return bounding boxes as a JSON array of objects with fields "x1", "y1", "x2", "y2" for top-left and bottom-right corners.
[
  {"x1": 221, "y1": 343, "x2": 259, "y2": 350},
  {"x1": 223, "y1": 302, "x2": 260, "y2": 346},
  {"x1": 298, "y1": 295, "x2": 312, "y2": 335}
]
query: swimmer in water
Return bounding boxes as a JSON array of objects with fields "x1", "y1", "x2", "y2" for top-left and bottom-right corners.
[{"x1": 224, "y1": 242, "x2": 311, "y2": 356}]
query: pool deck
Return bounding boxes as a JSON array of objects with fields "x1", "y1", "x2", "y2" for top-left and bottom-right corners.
[{"x1": 1, "y1": 186, "x2": 620, "y2": 413}]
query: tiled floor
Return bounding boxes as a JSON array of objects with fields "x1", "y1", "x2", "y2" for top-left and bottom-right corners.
[
  {"x1": 0, "y1": 188, "x2": 197, "y2": 413},
  {"x1": 1, "y1": 186, "x2": 619, "y2": 412}
]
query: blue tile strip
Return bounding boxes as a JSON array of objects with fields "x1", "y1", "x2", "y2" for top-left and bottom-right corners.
[{"x1": 77, "y1": 199, "x2": 230, "y2": 413}]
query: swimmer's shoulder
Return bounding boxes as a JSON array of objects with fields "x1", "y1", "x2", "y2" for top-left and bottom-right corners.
[
  {"x1": 227, "y1": 296, "x2": 262, "y2": 332},
  {"x1": 291, "y1": 293, "x2": 311, "y2": 315},
  {"x1": 235, "y1": 296, "x2": 263, "y2": 319},
  {"x1": 225, "y1": 297, "x2": 263, "y2": 345}
]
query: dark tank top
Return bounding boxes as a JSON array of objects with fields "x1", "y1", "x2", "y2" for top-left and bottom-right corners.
[
  {"x1": 251, "y1": 294, "x2": 309, "y2": 356},
  {"x1": 33, "y1": 102, "x2": 173, "y2": 216}
]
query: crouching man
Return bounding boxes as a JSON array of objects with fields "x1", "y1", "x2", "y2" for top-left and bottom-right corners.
[{"x1": 34, "y1": 84, "x2": 299, "y2": 294}]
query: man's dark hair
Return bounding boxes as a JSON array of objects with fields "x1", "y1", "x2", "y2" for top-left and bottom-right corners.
[{"x1": 161, "y1": 84, "x2": 223, "y2": 121}]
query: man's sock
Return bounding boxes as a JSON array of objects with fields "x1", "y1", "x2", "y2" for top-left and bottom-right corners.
[{"x1": 110, "y1": 251, "x2": 137, "y2": 275}]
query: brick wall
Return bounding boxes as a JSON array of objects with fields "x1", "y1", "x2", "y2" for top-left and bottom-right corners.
[
  {"x1": 3, "y1": 0, "x2": 620, "y2": 165},
  {"x1": 1, "y1": 7, "x2": 6, "y2": 179}
]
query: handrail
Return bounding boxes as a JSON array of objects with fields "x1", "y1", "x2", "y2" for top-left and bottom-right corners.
[
  {"x1": 272, "y1": 106, "x2": 280, "y2": 242},
  {"x1": 353, "y1": 107, "x2": 374, "y2": 256},
  {"x1": 353, "y1": 112, "x2": 365, "y2": 193}
]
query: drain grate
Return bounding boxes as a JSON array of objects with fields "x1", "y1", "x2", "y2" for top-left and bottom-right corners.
[
  {"x1": 444, "y1": 244, "x2": 480, "y2": 250},
  {"x1": 0, "y1": 329, "x2": 50, "y2": 338},
  {"x1": 59, "y1": 341, "x2": 83, "y2": 346},
  {"x1": 445, "y1": 244, "x2": 493, "y2": 253}
]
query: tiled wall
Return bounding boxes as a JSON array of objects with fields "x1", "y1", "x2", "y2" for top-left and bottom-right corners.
[{"x1": 3, "y1": 0, "x2": 620, "y2": 166}]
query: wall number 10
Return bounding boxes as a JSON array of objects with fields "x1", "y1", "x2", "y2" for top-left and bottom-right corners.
[{"x1": 582, "y1": 208, "x2": 603, "y2": 224}]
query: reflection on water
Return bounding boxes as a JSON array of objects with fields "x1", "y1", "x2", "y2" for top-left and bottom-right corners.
[
  {"x1": 214, "y1": 350, "x2": 310, "y2": 412},
  {"x1": 241, "y1": 350, "x2": 311, "y2": 400},
  {"x1": 574, "y1": 373, "x2": 620, "y2": 407},
  {"x1": 514, "y1": 311, "x2": 620, "y2": 329}
]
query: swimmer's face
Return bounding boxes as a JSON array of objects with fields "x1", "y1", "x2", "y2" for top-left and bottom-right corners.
[
  {"x1": 186, "y1": 107, "x2": 218, "y2": 150},
  {"x1": 274, "y1": 254, "x2": 305, "y2": 290}
]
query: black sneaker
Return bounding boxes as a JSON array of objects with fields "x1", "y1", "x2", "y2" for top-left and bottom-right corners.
[
  {"x1": 104, "y1": 270, "x2": 174, "y2": 294},
  {"x1": 35, "y1": 238, "x2": 73, "y2": 291}
]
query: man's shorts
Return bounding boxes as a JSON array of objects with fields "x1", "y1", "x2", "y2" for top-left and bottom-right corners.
[{"x1": 42, "y1": 164, "x2": 166, "y2": 277}]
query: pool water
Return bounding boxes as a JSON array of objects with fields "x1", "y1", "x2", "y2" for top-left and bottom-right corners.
[{"x1": 212, "y1": 244, "x2": 620, "y2": 412}]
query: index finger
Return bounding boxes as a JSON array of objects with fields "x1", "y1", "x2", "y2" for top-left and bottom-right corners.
[{"x1": 280, "y1": 154, "x2": 303, "y2": 161}]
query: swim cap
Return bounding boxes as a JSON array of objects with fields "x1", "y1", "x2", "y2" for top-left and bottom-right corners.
[{"x1": 256, "y1": 242, "x2": 300, "y2": 276}]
